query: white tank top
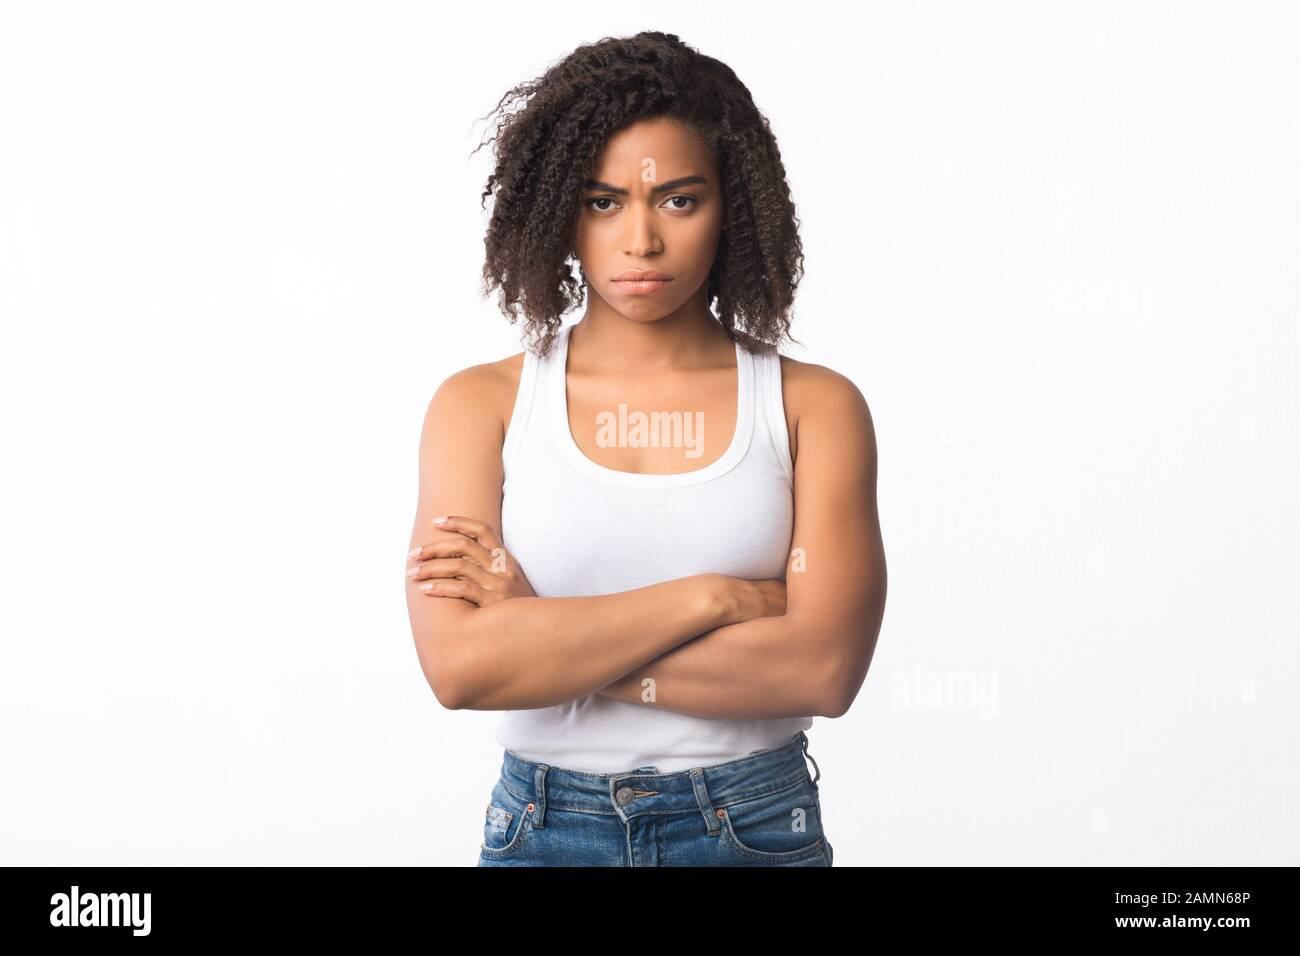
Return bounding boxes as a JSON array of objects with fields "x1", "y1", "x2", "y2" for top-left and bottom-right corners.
[{"x1": 494, "y1": 321, "x2": 814, "y2": 773}]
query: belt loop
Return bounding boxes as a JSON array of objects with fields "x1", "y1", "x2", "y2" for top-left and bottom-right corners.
[
  {"x1": 689, "y1": 769, "x2": 721, "y2": 836},
  {"x1": 532, "y1": 764, "x2": 549, "y2": 828},
  {"x1": 800, "y1": 731, "x2": 821, "y2": 786}
]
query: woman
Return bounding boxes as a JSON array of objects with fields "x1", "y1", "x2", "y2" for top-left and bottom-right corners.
[{"x1": 405, "y1": 31, "x2": 886, "y2": 866}]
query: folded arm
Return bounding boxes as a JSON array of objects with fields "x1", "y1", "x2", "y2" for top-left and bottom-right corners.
[
  {"x1": 406, "y1": 358, "x2": 884, "y2": 718},
  {"x1": 407, "y1": 362, "x2": 749, "y2": 711},
  {"x1": 592, "y1": 362, "x2": 887, "y2": 719}
]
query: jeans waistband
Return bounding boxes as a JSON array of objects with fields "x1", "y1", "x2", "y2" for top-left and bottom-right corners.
[{"x1": 495, "y1": 731, "x2": 820, "y2": 831}]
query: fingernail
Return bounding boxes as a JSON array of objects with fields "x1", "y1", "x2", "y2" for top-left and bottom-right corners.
[
  {"x1": 406, "y1": 566, "x2": 419, "y2": 578},
  {"x1": 419, "y1": 582, "x2": 434, "y2": 591},
  {"x1": 432, "y1": 516, "x2": 448, "y2": 525},
  {"x1": 407, "y1": 547, "x2": 421, "y2": 558}
]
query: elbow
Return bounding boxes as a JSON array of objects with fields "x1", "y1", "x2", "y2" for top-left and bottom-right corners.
[
  {"x1": 809, "y1": 631, "x2": 877, "y2": 719},
  {"x1": 803, "y1": 659, "x2": 851, "y2": 718},
  {"x1": 429, "y1": 674, "x2": 466, "y2": 711},
  {"x1": 419, "y1": 656, "x2": 467, "y2": 711},
  {"x1": 811, "y1": 685, "x2": 851, "y2": 719},
  {"x1": 814, "y1": 672, "x2": 861, "y2": 719},
  {"x1": 414, "y1": 629, "x2": 475, "y2": 711}
]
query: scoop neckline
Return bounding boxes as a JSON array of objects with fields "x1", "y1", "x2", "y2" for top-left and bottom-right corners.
[{"x1": 549, "y1": 322, "x2": 755, "y2": 487}]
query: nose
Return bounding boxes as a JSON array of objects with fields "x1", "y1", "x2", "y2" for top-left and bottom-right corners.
[{"x1": 621, "y1": 201, "x2": 662, "y2": 257}]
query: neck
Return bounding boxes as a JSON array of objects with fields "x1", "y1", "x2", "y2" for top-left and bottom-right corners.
[{"x1": 570, "y1": 294, "x2": 734, "y2": 373}]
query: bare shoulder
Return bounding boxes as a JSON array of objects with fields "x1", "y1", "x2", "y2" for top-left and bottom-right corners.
[
  {"x1": 425, "y1": 351, "x2": 527, "y2": 442},
  {"x1": 775, "y1": 355, "x2": 875, "y2": 467}
]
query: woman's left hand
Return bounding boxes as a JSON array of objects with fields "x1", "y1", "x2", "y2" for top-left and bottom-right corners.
[{"x1": 406, "y1": 514, "x2": 537, "y2": 607}]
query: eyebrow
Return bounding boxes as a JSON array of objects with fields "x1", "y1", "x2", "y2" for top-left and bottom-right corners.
[{"x1": 582, "y1": 174, "x2": 709, "y2": 196}]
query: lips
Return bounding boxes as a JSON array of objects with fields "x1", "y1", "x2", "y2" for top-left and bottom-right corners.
[
  {"x1": 613, "y1": 277, "x2": 672, "y2": 295},
  {"x1": 613, "y1": 270, "x2": 673, "y2": 282}
]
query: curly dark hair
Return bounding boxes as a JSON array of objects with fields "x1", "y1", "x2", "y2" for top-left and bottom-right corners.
[{"x1": 472, "y1": 31, "x2": 805, "y2": 358}]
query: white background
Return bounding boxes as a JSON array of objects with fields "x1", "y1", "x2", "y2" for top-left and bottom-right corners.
[{"x1": 1, "y1": 0, "x2": 1296, "y2": 865}]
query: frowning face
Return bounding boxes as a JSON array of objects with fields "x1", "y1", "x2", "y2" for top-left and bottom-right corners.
[{"x1": 573, "y1": 116, "x2": 724, "y2": 323}]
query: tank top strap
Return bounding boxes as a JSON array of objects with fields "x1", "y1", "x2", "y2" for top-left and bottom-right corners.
[
  {"x1": 502, "y1": 344, "x2": 541, "y2": 477},
  {"x1": 750, "y1": 344, "x2": 795, "y2": 485}
]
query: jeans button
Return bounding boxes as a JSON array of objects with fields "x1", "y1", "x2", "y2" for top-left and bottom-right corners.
[{"x1": 615, "y1": 786, "x2": 635, "y2": 805}]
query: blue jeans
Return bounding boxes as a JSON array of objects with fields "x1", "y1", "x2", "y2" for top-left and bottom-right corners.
[{"x1": 477, "y1": 730, "x2": 833, "y2": 867}]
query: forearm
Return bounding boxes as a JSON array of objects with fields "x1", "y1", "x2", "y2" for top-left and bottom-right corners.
[
  {"x1": 593, "y1": 609, "x2": 832, "y2": 719},
  {"x1": 447, "y1": 573, "x2": 732, "y2": 710}
]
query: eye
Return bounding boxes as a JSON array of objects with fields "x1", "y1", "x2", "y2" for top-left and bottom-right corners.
[{"x1": 582, "y1": 194, "x2": 699, "y2": 214}]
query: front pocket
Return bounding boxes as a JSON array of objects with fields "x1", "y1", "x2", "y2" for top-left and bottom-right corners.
[
  {"x1": 483, "y1": 804, "x2": 514, "y2": 848},
  {"x1": 717, "y1": 780, "x2": 827, "y2": 863},
  {"x1": 479, "y1": 782, "x2": 531, "y2": 860}
]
